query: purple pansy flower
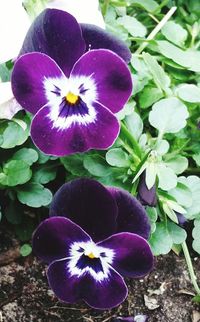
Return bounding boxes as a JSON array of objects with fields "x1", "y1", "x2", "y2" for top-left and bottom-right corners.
[
  {"x1": 33, "y1": 217, "x2": 153, "y2": 309},
  {"x1": 138, "y1": 172, "x2": 157, "y2": 207},
  {"x1": 11, "y1": 9, "x2": 132, "y2": 156},
  {"x1": 49, "y1": 178, "x2": 151, "y2": 242}
]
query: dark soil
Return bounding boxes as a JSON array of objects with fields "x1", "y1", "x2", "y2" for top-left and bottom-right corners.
[{"x1": 0, "y1": 227, "x2": 200, "y2": 322}]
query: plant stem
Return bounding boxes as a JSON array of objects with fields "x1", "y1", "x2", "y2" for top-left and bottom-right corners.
[
  {"x1": 120, "y1": 122, "x2": 142, "y2": 158},
  {"x1": 182, "y1": 241, "x2": 200, "y2": 295},
  {"x1": 135, "y1": 6, "x2": 177, "y2": 55}
]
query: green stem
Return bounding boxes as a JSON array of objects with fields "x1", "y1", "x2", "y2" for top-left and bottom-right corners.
[
  {"x1": 120, "y1": 122, "x2": 142, "y2": 158},
  {"x1": 119, "y1": 138, "x2": 141, "y2": 164},
  {"x1": 135, "y1": 6, "x2": 177, "y2": 55},
  {"x1": 182, "y1": 241, "x2": 200, "y2": 295}
]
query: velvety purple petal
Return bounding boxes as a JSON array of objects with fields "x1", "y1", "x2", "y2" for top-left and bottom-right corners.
[
  {"x1": 30, "y1": 101, "x2": 120, "y2": 156},
  {"x1": 108, "y1": 187, "x2": 151, "y2": 240},
  {"x1": 176, "y1": 212, "x2": 187, "y2": 227},
  {"x1": 138, "y1": 172, "x2": 157, "y2": 207},
  {"x1": 32, "y1": 217, "x2": 91, "y2": 263},
  {"x1": 80, "y1": 23, "x2": 131, "y2": 63},
  {"x1": 47, "y1": 258, "x2": 128, "y2": 309},
  {"x1": 49, "y1": 178, "x2": 118, "y2": 242},
  {"x1": 98, "y1": 233, "x2": 154, "y2": 278},
  {"x1": 11, "y1": 52, "x2": 65, "y2": 114},
  {"x1": 70, "y1": 49, "x2": 132, "y2": 113},
  {"x1": 19, "y1": 9, "x2": 85, "y2": 77}
]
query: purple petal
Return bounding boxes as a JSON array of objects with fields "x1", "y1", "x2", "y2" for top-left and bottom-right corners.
[
  {"x1": 11, "y1": 52, "x2": 65, "y2": 114},
  {"x1": 70, "y1": 49, "x2": 132, "y2": 114},
  {"x1": 176, "y1": 212, "x2": 187, "y2": 227},
  {"x1": 19, "y1": 9, "x2": 86, "y2": 77},
  {"x1": 48, "y1": 258, "x2": 128, "y2": 309},
  {"x1": 32, "y1": 217, "x2": 91, "y2": 263},
  {"x1": 80, "y1": 23, "x2": 131, "y2": 63},
  {"x1": 49, "y1": 178, "x2": 118, "y2": 242},
  {"x1": 30, "y1": 101, "x2": 120, "y2": 156},
  {"x1": 138, "y1": 172, "x2": 157, "y2": 207},
  {"x1": 98, "y1": 233, "x2": 154, "y2": 278},
  {"x1": 108, "y1": 187, "x2": 151, "y2": 240}
]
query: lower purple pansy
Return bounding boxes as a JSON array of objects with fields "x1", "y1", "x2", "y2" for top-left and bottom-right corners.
[
  {"x1": 33, "y1": 217, "x2": 153, "y2": 309},
  {"x1": 49, "y1": 178, "x2": 151, "y2": 242}
]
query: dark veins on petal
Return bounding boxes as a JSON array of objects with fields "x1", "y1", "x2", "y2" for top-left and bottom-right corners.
[
  {"x1": 58, "y1": 97, "x2": 89, "y2": 118},
  {"x1": 76, "y1": 255, "x2": 104, "y2": 273}
]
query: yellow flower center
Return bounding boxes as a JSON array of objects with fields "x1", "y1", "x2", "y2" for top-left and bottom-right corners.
[
  {"x1": 87, "y1": 252, "x2": 96, "y2": 259},
  {"x1": 65, "y1": 91, "x2": 79, "y2": 104}
]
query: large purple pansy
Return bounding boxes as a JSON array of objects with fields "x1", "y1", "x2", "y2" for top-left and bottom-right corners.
[
  {"x1": 12, "y1": 50, "x2": 132, "y2": 156},
  {"x1": 33, "y1": 217, "x2": 153, "y2": 309},
  {"x1": 49, "y1": 178, "x2": 151, "y2": 242},
  {"x1": 19, "y1": 9, "x2": 132, "y2": 74}
]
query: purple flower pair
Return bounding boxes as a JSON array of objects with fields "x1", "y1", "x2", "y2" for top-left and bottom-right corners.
[
  {"x1": 11, "y1": 9, "x2": 133, "y2": 156},
  {"x1": 33, "y1": 178, "x2": 153, "y2": 309}
]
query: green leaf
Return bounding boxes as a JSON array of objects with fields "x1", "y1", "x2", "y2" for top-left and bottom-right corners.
[
  {"x1": 179, "y1": 176, "x2": 200, "y2": 219},
  {"x1": 139, "y1": 86, "x2": 163, "y2": 109},
  {"x1": 192, "y1": 219, "x2": 200, "y2": 254},
  {"x1": 0, "y1": 117, "x2": 30, "y2": 149},
  {"x1": 106, "y1": 148, "x2": 130, "y2": 168},
  {"x1": 129, "y1": 0, "x2": 159, "y2": 12},
  {"x1": 176, "y1": 84, "x2": 200, "y2": 103},
  {"x1": 149, "y1": 97, "x2": 189, "y2": 134},
  {"x1": 20, "y1": 244, "x2": 32, "y2": 257},
  {"x1": 167, "y1": 221, "x2": 187, "y2": 244},
  {"x1": 161, "y1": 21, "x2": 188, "y2": 46},
  {"x1": 61, "y1": 154, "x2": 88, "y2": 176},
  {"x1": 157, "y1": 162, "x2": 177, "y2": 190},
  {"x1": 13, "y1": 148, "x2": 38, "y2": 165},
  {"x1": 192, "y1": 153, "x2": 200, "y2": 166},
  {"x1": 83, "y1": 155, "x2": 112, "y2": 177},
  {"x1": 117, "y1": 15, "x2": 147, "y2": 37},
  {"x1": 17, "y1": 183, "x2": 52, "y2": 207},
  {"x1": 0, "y1": 160, "x2": 32, "y2": 186},
  {"x1": 124, "y1": 111, "x2": 143, "y2": 140},
  {"x1": 149, "y1": 222, "x2": 172, "y2": 255},
  {"x1": 146, "y1": 206, "x2": 158, "y2": 233},
  {"x1": 169, "y1": 182, "x2": 193, "y2": 208},
  {"x1": 32, "y1": 165, "x2": 57, "y2": 184},
  {"x1": 143, "y1": 52, "x2": 171, "y2": 93},
  {"x1": 165, "y1": 156, "x2": 188, "y2": 174}
]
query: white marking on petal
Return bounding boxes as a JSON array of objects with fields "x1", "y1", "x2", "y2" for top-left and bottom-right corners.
[
  {"x1": 68, "y1": 241, "x2": 115, "y2": 282},
  {"x1": 43, "y1": 74, "x2": 98, "y2": 130}
]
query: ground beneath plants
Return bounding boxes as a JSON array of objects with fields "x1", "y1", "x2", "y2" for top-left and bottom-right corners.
[{"x1": 0, "y1": 226, "x2": 200, "y2": 322}]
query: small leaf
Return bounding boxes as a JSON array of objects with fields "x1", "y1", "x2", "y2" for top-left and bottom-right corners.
[
  {"x1": 13, "y1": 148, "x2": 38, "y2": 165},
  {"x1": 106, "y1": 148, "x2": 130, "y2": 168},
  {"x1": 124, "y1": 111, "x2": 143, "y2": 140},
  {"x1": 192, "y1": 219, "x2": 200, "y2": 254},
  {"x1": 149, "y1": 97, "x2": 189, "y2": 135},
  {"x1": 83, "y1": 155, "x2": 112, "y2": 177},
  {"x1": 176, "y1": 84, "x2": 200, "y2": 103},
  {"x1": 32, "y1": 165, "x2": 57, "y2": 184},
  {"x1": 117, "y1": 15, "x2": 147, "y2": 37},
  {"x1": 165, "y1": 156, "x2": 188, "y2": 174},
  {"x1": 161, "y1": 21, "x2": 188, "y2": 46},
  {"x1": 149, "y1": 222, "x2": 172, "y2": 255},
  {"x1": 139, "y1": 86, "x2": 163, "y2": 109},
  {"x1": 0, "y1": 160, "x2": 32, "y2": 186},
  {"x1": 20, "y1": 244, "x2": 32, "y2": 257},
  {"x1": 17, "y1": 183, "x2": 52, "y2": 207}
]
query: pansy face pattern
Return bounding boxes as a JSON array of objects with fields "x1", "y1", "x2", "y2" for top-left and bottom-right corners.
[
  {"x1": 11, "y1": 9, "x2": 132, "y2": 156},
  {"x1": 33, "y1": 217, "x2": 153, "y2": 309}
]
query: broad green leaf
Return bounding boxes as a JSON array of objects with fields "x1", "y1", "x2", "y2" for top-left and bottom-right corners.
[
  {"x1": 176, "y1": 84, "x2": 200, "y2": 103},
  {"x1": 117, "y1": 15, "x2": 147, "y2": 37},
  {"x1": 0, "y1": 117, "x2": 29, "y2": 148},
  {"x1": 139, "y1": 86, "x2": 163, "y2": 109},
  {"x1": 143, "y1": 52, "x2": 171, "y2": 93},
  {"x1": 161, "y1": 21, "x2": 188, "y2": 46},
  {"x1": 13, "y1": 148, "x2": 38, "y2": 165},
  {"x1": 149, "y1": 222, "x2": 172, "y2": 255},
  {"x1": 146, "y1": 206, "x2": 158, "y2": 233},
  {"x1": 169, "y1": 182, "x2": 193, "y2": 208},
  {"x1": 83, "y1": 155, "x2": 112, "y2": 177},
  {"x1": 129, "y1": 0, "x2": 159, "y2": 12},
  {"x1": 178, "y1": 176, "x2": 200, "y2": 219},
  {"x1": 192, "y1": 219, "x2": 200, "y2": 254},
  {"x1": 61, "y1": 154, "x2": 88, "y2": 176},
  {"x1": 157, "y1": 162, "x2": 177, "y2": 190},
  {"x1": 124, "y1": 111, "x2": 143, "y2": 140},
  {"x1": 106, "y1": 148, "x2": 130, "y2": 168},
  {"x1": 0, "y1": 160, "x2": 32, "y2": 186},
  {"x1": 32, "y1": 165, "x2": 57, "y2": 184},
  {"x1": 149, "y1": 97, "x2": 189, "y2": 135},
  {"x1": 193, "y1": 153, "x2": 200, "y2": 166},
  {"x1": 167, "y1": 221, "x2": 187, "y2": 244},
  {"x1": 165, "y1": 156, "x2": 188, "y2": 174},
  {"x1": 17, "y1": 183, "x2": 52, "y2": 207}
]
